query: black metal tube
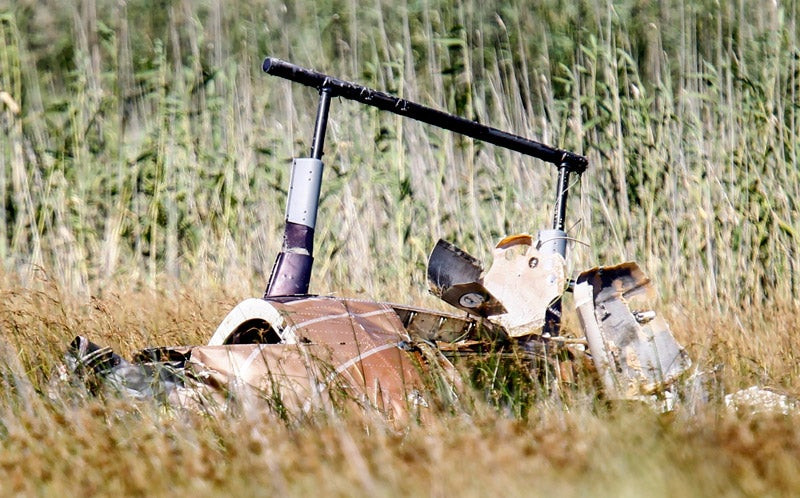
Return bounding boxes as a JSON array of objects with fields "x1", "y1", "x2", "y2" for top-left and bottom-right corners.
[
  {"x1": 263, "y1": 57, "x2": 588, "y2": 174},
  {"x1": 310, "y1": 88, "x2": 332, "y2": 159},
  {"x1": 552, "y1": 165, "x2": 570, "y2": 231}
]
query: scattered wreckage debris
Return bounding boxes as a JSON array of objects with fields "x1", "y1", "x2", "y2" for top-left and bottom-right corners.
[
  {"x1": 62, "y1": 58, "x2": 698, "y2": 420},
  {"x1": 574, "y1": 263, "x2": 691, "y2": 401},
  {"x1": 66, "y1": 298, "x2": 458, "y2": 422},
  {"x1": 725, "y1": 386, "x2": 799, "y2": 415}
]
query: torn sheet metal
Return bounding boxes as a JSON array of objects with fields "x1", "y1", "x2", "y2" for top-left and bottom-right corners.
[
  {"x1": 427, "y1": 239, "x2": 506, "y2": 317},
  {"x1": 482, "y1": 235, "x2": 567, "y2": 337},
  {"x1": 66, "y1": 336, "x2": 186, "y2": 401},
  {"x1": 426, "y1": 235, "x2": 567, "y2": 338},
  {"x1": 391, "y1": 303, "x2": 504, "y2": 343},
  {"x1": 63, "y1": 256, "x2": 695, "y2": 420},
  {"x1": 574, "y1": 262, "x2": 691, "y2": 398},
  {"x1": 427, "y1": 239, "x2": 483, "y2": 292},
  {"x1": 68, "y1": 297, "x2": 462, "y2": 423}
]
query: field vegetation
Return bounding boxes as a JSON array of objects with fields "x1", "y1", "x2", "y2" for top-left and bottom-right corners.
[{"x1": 1, "y1": 0, "x2": 800, "y2": 495}]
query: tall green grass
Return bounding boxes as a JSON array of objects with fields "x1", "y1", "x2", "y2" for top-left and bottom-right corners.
[
  {"x1": 1, "y1": 0, "x2": 798, "y2": 313},
  {"x1": 1, "y1": 3, "x2": 800, "y2": 494}
]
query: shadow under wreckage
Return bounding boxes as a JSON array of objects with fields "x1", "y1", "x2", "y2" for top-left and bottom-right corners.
[{"x1": 65, "y1": 58, "x2": 692, "y2": 423}]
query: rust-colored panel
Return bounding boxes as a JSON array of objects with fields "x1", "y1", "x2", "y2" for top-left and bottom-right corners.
[
  {"x1": 183, "y1": 297, "x2": 448, "y2": 421},
  {"x1": 186, "y1": 344, "x2": 319, "y2": 411}
]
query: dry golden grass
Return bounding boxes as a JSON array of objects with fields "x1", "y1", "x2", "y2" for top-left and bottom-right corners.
[
  {"x1": 0, "y1": 280, "x2": 799, "y2": 496},
  {"x1": 1, "y1": 0, "x2": 799, "y2": 495}
]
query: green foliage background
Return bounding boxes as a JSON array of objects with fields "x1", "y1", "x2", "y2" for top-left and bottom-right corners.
[
  {"x1": 1, "y1": 0, "x2": 798, "y2": 310},
  {"x1": 3, "y1": 3, "x2": 800, "y2": 495}
]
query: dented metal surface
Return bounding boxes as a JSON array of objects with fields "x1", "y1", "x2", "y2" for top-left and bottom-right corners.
[
  {"x1": 66, "y1": 246, "x2": 695, "y2": 418},
  {"x1": 482, "y1": 235, "x2": 567, "y2": 337},
  {"x1": 60, "y1": 58, "x2": 702, "y2": 421},
  {"x1": 426, "y1": 234, "x2": 567, "y2": 337},
  {"x1": 574, "y1": 263, "x2": 691, "y2": 398},
  {"x1": 70, "y1": 297, "x2": 462, "y2": 422},
  {"x1": 427, "y1": 239, "x2": 505, "y2": 317}
]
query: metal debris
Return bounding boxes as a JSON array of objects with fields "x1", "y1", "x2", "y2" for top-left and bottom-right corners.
[
  {"x1": 725, "y1": 386, "x2": 798, "y2": 415},
  {"x1": 482, "y1": 235, "x2": 567, "y2": 337},
  {"x1": 68, "y1": 297, "x2": 463, "y2": 423},
  {"x1": 58, "y1": 58, "x2": 705, "y2": 420},
  {"x1": 574, "y1": 263, "x2": 691, "y2": 399}
]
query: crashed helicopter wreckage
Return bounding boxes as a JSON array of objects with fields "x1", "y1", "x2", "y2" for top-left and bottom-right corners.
[{"x1": 63, "y1": 58, "x2": 692, "y2": 421}]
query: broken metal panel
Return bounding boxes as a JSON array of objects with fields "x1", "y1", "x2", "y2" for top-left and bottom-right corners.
[
  {"x1": 66, "y1": 336, "x2": 188, "y2": 401},
  {"x1": 427, "y1": 239, "x2": 483, "y2": 291},
  {"x1": 426, "y1": 235, "x2": 567, "y2": 338},
  {"x1": 427, "y1": 240, "x2": 506, "y2": 317},
  {"x1": 575, "y1": 263, "x2": 691, "y2": 398},
  {"x1": 482, "y1": 235, "x2": 567, "y2": 337},
  {"x1": 68, "y1": 297, "x2": 465, "y2": 422},
  {"x1": 392, "y1": 304, "x2": 486, "y2": 343},
  {"x1": 392, "y1": 304, "x2": 510, "y2": 344},
  {"x1": 204, "y1": 297, "x2": 439, "y2": 419},
  {"x1": 584, "y1": 262, "x2": 652, "y2": 303},
  {"x1": 574, "y1": 281, "x2": 619, "y2": 397}
]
